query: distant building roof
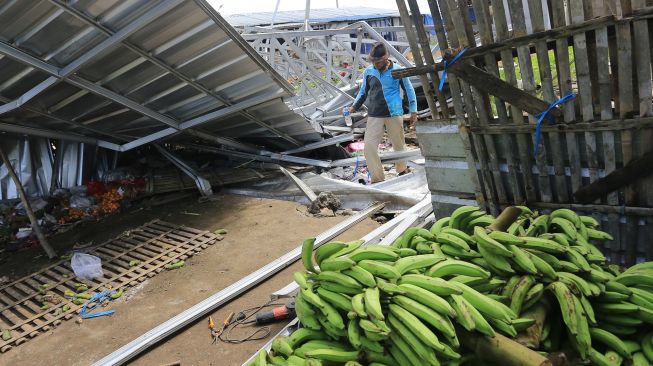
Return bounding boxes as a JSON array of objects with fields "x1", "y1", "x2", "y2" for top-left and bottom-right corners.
[{"x1": 225, "y1": 7, "x2": 401, "y2": 27}]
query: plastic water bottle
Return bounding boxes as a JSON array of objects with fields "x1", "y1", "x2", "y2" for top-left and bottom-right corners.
[{"x1": 343, "y1": 107, "x2": 353, "y2": 126}]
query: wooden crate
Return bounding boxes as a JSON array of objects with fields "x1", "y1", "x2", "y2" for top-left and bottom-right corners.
[{"x1": 408, "y1": 0, "x2": 653, "y2": 265}]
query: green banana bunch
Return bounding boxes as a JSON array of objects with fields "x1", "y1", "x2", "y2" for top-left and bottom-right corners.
[{"x1": 270, "y1": 205, "x2": 653, "y2": 366}]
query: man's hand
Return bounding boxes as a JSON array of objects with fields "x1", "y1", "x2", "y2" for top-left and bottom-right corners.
[
  {"x1": 409, "y1": 112, "x2": 418, "y2": 124},
  {"x1": 348, "y1": 106, "x2": 356, "y2": 114}
]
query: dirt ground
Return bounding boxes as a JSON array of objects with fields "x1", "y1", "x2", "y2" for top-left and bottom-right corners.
[{"x1": 0, "y1": 194, "x2": 380, "y2": 366}]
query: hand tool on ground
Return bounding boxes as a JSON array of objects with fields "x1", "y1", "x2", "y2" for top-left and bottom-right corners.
[{"x1": 211, "y1": 311, "x2": 234, "y2": 344}]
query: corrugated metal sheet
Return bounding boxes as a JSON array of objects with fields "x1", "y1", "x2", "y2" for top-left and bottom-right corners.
[
  {"x1": 226, "y1": 7, "x2": 400, "y2": 27},
  {"x1": 0, "y1": 0, "x2": 321, "y2": 152}
]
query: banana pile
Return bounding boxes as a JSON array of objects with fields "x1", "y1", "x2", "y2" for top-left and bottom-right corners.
[{"x1": 249, "y1": 206, "x2": 653, "y2": 366}]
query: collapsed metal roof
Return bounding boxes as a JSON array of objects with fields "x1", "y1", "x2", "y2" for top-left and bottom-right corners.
[
  {"x1": 225, "y1": 7, "x2": 401, "y2": 27},
  {"x1": 0, "y1": 0, "x2": 322, "y2": 153}
]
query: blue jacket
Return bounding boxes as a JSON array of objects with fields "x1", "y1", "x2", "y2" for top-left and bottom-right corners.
[{"x1": 352, "y1": 61, "x2": 417, "y2": 117}]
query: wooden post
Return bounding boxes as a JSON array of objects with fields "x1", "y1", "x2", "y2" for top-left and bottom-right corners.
[
  {"x1": 488, "y1": 206, "x2": 522, "y2": 232},
  {"x1": 0, "y1": 146, "x2": 57, "y2": 259},
  {"x1": 458, "y1": 327, "x2": 553, "y2": 366}
]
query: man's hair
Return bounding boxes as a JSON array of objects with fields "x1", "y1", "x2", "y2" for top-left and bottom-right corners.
[{"x1": 369, "y1": 42, "x2": 387, "y2": 59}]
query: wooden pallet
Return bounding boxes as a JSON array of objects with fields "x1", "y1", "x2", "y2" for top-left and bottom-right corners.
[{"x1": 0, "y1": 220, "x2": 221, "y2": 352}]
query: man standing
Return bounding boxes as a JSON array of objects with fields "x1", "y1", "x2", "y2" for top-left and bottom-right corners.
[{"x1": 349, "y1": 42, "x2": 417, "y2": 183}]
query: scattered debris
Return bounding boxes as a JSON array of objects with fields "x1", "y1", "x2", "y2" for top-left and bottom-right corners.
[
  {"x1": 181, "y1": 211, "x2": 201, "y2": 216},
  {"x1": 128, "y1": 260, "x2": 141, "y2": 267},
  {"x1": 307, "y1": 192, "x2": 342, "y2": 216},
  {"x1": 214, "y1": 229, "x2": 228, "y2": 235},
  {"x1": 165, "y1": 260, "x2": 186, "y2": 270}
]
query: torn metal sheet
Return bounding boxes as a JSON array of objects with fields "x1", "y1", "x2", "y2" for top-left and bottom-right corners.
[
  {"x1": 224, "y1": 165, "x2": 429, "y2": 212},
  {"x1": 0, "y1": 0, "x2": 321, "y2": 153}
]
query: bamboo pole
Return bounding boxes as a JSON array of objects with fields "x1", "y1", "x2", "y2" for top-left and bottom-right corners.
[{"x1": 0, "y1": 146, "x2": 57, "y2": 259}]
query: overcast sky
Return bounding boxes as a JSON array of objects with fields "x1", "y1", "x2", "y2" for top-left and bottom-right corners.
[{"x1": 207, "y1": 0, "x2": 431, "y2": 16}]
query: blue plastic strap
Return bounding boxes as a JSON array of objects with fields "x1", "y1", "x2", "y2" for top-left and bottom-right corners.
[
  {"x1": 80, "y1": 290, "x2": 116, "y2": 319},
  {"x1": 439, "y1": 48, "x2": 468, "y2": 91},
  {"x1": 532, "y1": 93, "x2": 576, "y2": 155}
]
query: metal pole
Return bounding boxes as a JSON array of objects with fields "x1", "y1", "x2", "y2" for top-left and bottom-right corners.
[
  {"x1": 304, "y1": 0, "x2": 311, "y2": 31},
  {"x1": 270, "y1": 0, "x2": 281, "y2": 26},
  {"x1": 92, "y1": 202, "x2": 384, "y2": 366},
  {"x1": 0, "y1": 146, "x2": 57, "y2": 259}
]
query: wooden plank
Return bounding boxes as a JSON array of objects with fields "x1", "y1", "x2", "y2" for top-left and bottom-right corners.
[
  {"x1": 469, "y1": 116, "x2": 653, "y2": 133},
  {"x1": 444, "y1": 0, "x2": 501, "y2": 213},
  {"x1": 617, "y1": 1, "x2": 635, "y2": 119},
  {"x1": 569, "y1": 0, "x2": 595, "y2": 121},
  {"x1": 406, "y1": 0, "x2": 449, "y2": 118},
  {"x1": 530, "y1": 0, "x2": 569, "y2": 203},
  {"x1": 426, "y1": 0, "x2": 466, "y2": 118},
  {"x1": 507, "y1": 0, "x2": 541, "y2": 204},
  {"x1": 633, "y1": 0, "x2": 653, "y2": 117},
  {"x1": 491, "y1": 0, "x2": 525, "y2": 203},
  {"x1": 449, "y1": 63, "x2": 564, "y2": 118},
  {"x1": 390, "y1": 13, "x2": 653, "y2": 79}
]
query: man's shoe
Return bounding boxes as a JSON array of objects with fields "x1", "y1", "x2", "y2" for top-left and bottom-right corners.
[{"x1": 397, "y1": 167, "x2": 411, "y2": 176}]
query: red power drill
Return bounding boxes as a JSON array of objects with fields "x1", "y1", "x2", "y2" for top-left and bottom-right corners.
[{"x1": 254, "y1": 300, "x2": 296, "y2": 325}]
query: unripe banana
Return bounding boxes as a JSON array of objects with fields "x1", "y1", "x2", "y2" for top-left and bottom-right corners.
[
  {"x1": 488, "y1": 318, "x2": 517, "y2": 337},
  {"x1": 415, "y1": 242, "x2": 434, "y2": 254},
  {"x1": 587, "y1": 228, "x2": 614, "y2": 241},
  {"x1": 511, "y1": 317, "x2": 536, "y2": 331},
  {"x1": 632, "y1": 352, "x2": 650, "y2": 366},
  {"x1": 392, "y1": 295, "x2": 456, "y2": 338},
  {"x1": 351, "y1": 293, "x2": 367, "y2": 318},
  {"x1": 332, "y1": 240, "x2": 365, "y2": 258},
  {"x1": 642, "y1": 333, "x2": 653, "y2": 362},
  {"x1": 357, "y1": 260, "x2": 401, "y2": 280},
  {"x1": 441, "y1": 227, "x2": 475, "y2": 244},
  {"x1": 430, "y1": 216, "x2": 451, "y2": 235},
  {"x1": 565, "y1": 249, "x2": 591, "y2": 272},
  {"x1": 579, "y1": 295, "x2": 596, "y2": 325},
  {"x1": 398, "y1": 283, "x2": 456, "y2": 317},
  {"x1": 295, "y1": 292, "x2": 321, "y2": 330},
  {"x1": 616, "y1": 273, "x2": 653, "y2": 287},
  {"x1": 519, "y1": 236, "x2": 568, "y2": 254},
  {"x1": 460, "y1": 210, "x2": 488, "y2": 232},
  {"x1": 316, "y1": 271, "x2": 362, "y2": 290},
  {"x1": 558, "y1": 260, "x2": 581, "y2": 273},
  {"x1": 302, "y1": 238, "x2": 319, "y2": 273},
  {"x1": 398, "y1": 247, "x2": 417, "y2": 257},
  {"x1": 316, "y1": 286, "x2": 352, "y2": 312},
  {"x1": 588, "y1": 348, "x2": 613, "y2": 366},
  {"x1": 557, "y1": 272, "x2": 593, "y2": 297},
  {"x1": 467, "y1": 215, "x2": 495, "y2": 229},
  {"x1": 508, "y1": 245, "x2": 537, "y2": 275},
  {"x1": 320, "y1": 257, "x2": 356, "y2": 271},
  {"x1": 474, "y1": 226, "x2": 514, "y2": 257},
  {"x1": 388, "y1": 303, "x2": 445, "y2": 352},
  {"x1": 589, "y1": 327, "x2": 632, "y2": 359},
  {"x1": 319, "y1": 281, "x2": 363, "y2": 295},
  {"x1": 595, "y1": 302, "x2": 639, "y2": 314},
  {"x1": 271, "y1": 336, "x2": 294, "y2": 356},
  {"x1": 363, "y1": 287, "x2": 384, "y2": 320},
  {"x1": 304, "y1": 349, "x2": 360, "y2": 363},
  {"x1": 394, "y1": 227, "x2": 419, "y2": 249},
  {"x1": 315, "y1": 241, "x2": 348, "y2": 266},
  {"x1": 550, "y1": 208, "x2": 582, "y2": 228},
  {"x1": 489, "y1": 231, "x2": 525, "y2": 246},
  {"x1": 579, "y1": 215, "x2": 600, "y2": 228},
  {"x1": 288, "y1": 328, "x2": 332, "y2": 348},
  {"x1": 342, "y1": 266, "x2": 377, "y2": 288},
  {"x1": 387, "y1": 313, "x2": 438, "y2": 365},
  {"x1": 347, "y1": 318, "x2": 363, "y2": 350},
  {"x1": 398, "y1": 274, "x2": 463, "y2": 296},
  {"x1": 456, "y1": 282, "x2": 516, "y2": 322},
  {"x1": 394, "y1": 254, "x2": 445, "y2": 275},
  {"x1": 549, "y1": 217, "x2": 578, "y2": 240},
  {"x1": 522, "y1": 283, "x2": 545, "y2": 311},
  {"x1": 449, "y1": 293, "x2": 476, "y2": 331},
  {"x1": 450, "y1": 206, "x2": 481, "y2": 230},
  {"x1": 477, "y1": 242, "x2": 515, "y2": 274},
  {"x1": 509, "y1": 275, "x2": 536, "y2": 316},
  {"x1": 526, "y1": 249, "x2": 562, "y2": 269},
  {"x1": 375, "y1": 278, "x2": 407, "y2": 295},
  {"x1": 437, "y1": 232, "x2": 471, "y2": 251},
  {"x1": 547, "y1": 282, "x2": 579, "y2": 335},
  {"x1": 427, "y1": 259, "x2": 491, "y2": 279},
  {"x1": 458, "y1": 294, "x2": 496, "y2": 337},
  {"x1": 294, "y1": 271, "x2": 313, "y2": 290},
  {"x1": 440, "y1": 244, "x2": 481, "y2": 259},
  {"x1": 527, "y1": 252, "x2": 558, "y2": 281},
  {"x1": 349, "y1": 246, "x2": 399, "y2": 262},
  {"x1": 359, "y1": 319, "x2": 388, "y2": 337}
]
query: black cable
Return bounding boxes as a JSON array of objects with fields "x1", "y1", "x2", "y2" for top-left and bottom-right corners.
[{"x1": 218, "y1": 299, "x2": 286, "y2": 344}]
